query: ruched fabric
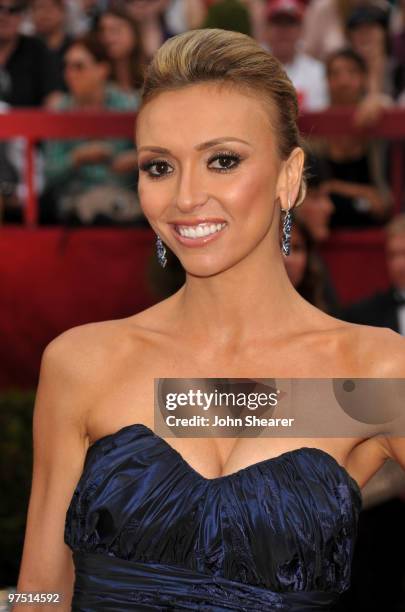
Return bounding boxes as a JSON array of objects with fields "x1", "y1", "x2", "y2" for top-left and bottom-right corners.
[{"x1": 65, "y1": 423, "x2": 362, "y2": 611}]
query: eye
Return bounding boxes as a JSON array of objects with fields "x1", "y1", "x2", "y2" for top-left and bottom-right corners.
[
  {"x1": 139, "y1": 159, "x2": 173, "y2": 179},
  {"x1": 208, "y1": 151, "x2": 242, "y2": 172}
]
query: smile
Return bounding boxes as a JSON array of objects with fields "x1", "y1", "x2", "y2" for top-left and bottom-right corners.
[
  {"x1": 171, "y1": 222, "x2": 228, "y2": 247},
  {"x1": 176, "y1": 222, "x2": 227, "y2": 238}
]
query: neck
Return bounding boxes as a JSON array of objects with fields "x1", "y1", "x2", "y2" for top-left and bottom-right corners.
[
  {"x1": 42, "y1": 29, "x2": 65, "y2": 50},
  {"x1": 75, "y1": 85, "x2": 105, "y2": 108},
  {"x1": 114, "y1": 58, "x2": 132, "y2": 89},
  {"x1": 168, "y1": 229, "x2": 318, "y2": 348}
]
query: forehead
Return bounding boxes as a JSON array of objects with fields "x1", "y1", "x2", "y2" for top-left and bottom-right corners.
[
  {"x1": 135, "y1": 82, "x2": 277, "y2": 152},
  {"x1": 66, "y1": 44, "x2": 92, "y2": 59},
  {"x1": 328, "y1": 57, "x2": 363, "y2": 74}
]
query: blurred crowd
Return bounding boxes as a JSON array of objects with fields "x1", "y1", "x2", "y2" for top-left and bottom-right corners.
[
  {"x1": 0, "y1": 0, "x2": 404, "y2": 228},
  {"x1": 1, "y1": 2, "x2": 405, "y2": 609}
]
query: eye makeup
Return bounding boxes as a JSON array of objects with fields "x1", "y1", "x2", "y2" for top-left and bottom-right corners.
[{"x1": 138, "y1": 151, "x2": 244, "y2": 180}]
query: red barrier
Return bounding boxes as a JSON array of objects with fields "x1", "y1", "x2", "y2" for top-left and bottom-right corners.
[
  {"x1": 0, "y1": 107, "x2": 404, "y2": 224},
  {"x1": 319, "y1": 228, "x2": 390, "y2": 304}
]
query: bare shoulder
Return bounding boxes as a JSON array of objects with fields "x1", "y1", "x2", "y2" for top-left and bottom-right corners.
[
  {"x1": 344, "y1": 323, "x2": 405, "y2": 377},
  {"x1": 43, "y1": 303, "x2": 171, "y2": 387}
]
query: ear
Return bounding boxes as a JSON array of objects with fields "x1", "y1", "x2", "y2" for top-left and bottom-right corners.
[{"x1": 275, "y1": 146, "x2": 305, "y2": 211}]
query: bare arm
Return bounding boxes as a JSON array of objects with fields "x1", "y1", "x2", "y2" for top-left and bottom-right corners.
[
  {"x1": 324, "y1": 178, "x2": 393, "y2": 220},
  {"x1": 12, "y1": 332, "x2": 91, "y2": 610}
]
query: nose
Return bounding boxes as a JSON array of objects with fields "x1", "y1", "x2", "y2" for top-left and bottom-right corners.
[{"x1": 174, "y1": 162, "x2": 209, "y2": 212}]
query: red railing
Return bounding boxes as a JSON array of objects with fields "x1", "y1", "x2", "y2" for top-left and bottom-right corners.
[{"x1": 0, "y1": 107, "x2": 404, "y2": 226}]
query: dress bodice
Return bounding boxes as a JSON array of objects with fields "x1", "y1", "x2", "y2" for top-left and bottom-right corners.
[{"x1": 64, "y1": 423, "x2": 362, "y2": 611}]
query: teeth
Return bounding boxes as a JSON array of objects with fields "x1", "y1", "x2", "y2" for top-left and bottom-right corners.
[{"x1": 177, "y1": 223, "x2": 226, "y2": 239}]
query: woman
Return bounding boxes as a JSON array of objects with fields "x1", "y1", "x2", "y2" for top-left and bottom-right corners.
[
  {"x1": 15, "y1": 28, "x2": 405, "y2": 610},
  {"x1": 313, "y1": 48, "x2": 393, "y2": 229},
  {"x1": 42, "y1": 32, "x2": 142, "y2": 225},
  {"x1": 97, "y1": 6, "x2": 145, "y2": 94},
  {"x1": 124, "y1": 0, "x2": 174, "y2": 62}
]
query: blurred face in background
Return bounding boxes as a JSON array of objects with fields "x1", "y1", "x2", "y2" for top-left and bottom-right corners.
[
  {"x1": 327, "y1": 56, "x2": 367, "y2": 105},
  {"x1": 99, "y1": 13, "x2": 137, "y2": 60},
  {"x1": 0, "y1": 0, "x2": 24, "y2": 44},
  {"x1": 386, "y1": 232, "x2": 405, "y2": 290},
  {"x1": 348, "y1": 23, "x2": 387, "y2": 59},
  {"x1": 295, "y1": 185, "x2": 334, "y2": 242},
  {"x1": 64, "y1": 44, "x2": 109, "y2": 100},
  {"x1": 125, "y1": 0, "x2": 169, "y2": 21},
  {"x1": 282, "y1": 224, "x2": 308, "y2": 287},
  {"x1": 264, "y1": 14, "x2": 302, "y2": 63},
  {"x1": 31, "y1": 0, "x2": 65, "y2": 37}
]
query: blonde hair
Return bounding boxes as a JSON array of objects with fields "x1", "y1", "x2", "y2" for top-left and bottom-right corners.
[{"x1": 139, "y1": 28, "x2": 307, "y2": 208}]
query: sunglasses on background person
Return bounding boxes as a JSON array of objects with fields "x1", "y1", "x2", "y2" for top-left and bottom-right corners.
[
  {"x1": 63, "y1": 60, "x2": 91, "y2": 72},
  {"x1": 0, "y1": 3, "x2": 24, "y2": 14}
]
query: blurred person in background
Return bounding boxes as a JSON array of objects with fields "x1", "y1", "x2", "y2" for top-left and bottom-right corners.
[
  {"x1": 164, "y1": 0, "x2": 207, "y2": 33},
  {"x1": 41, "y1": 32, "x2": 143, "y2": 226},
  {"x1": 31, "y1": 0, "x2": 74, "y2": 92},
  {"x1": 0, "y1": 0, "x2": 61, "y2": 106},
  {"x1": 294, "y1": 155, "x2": 334, "y2": 243},
  {"x1": 124, "y1": 0, "x2": 174, "y2": 62},
  {"x1": 0, "y1": 0, "x2": 61, "y2": 222},
  {"x1": 281, "y1": 215, "x2": 338, "y2": 313},
  {"x1": 340, "y1": 213, "x2": 405, "y2": 333},
  {"x1": 346, "y1": 3, "x2": 396, "y2": 100},
  {"x1": 301, "y1": 0, "x2": 391, "y2": 62},
  {"x1": 293, "y1": 152, "x2": 341, "y2": 313},
  {"x1": 202, "y1": 0, "x2": 251, "y2": 35},
  {"x1": 98, "y1": 6, "x2": 145, "y2": 95},
  {"x1": 391, "y1": 0, "x2": 405, "y2": 99},
  {"x1": 312, "y1": 47, "x2": 393, "y2": 229},
  {"x1": 0, "y1": 99, "x2": 19, "y2": 224},
  {"x1": 262, "y1": 0, "x2": 329, "y2": 111},
  {"x1": 300, "y1": 0, "x2": 351, "y2": 61},
  {"x1": 74, "y1": 0, "x2": 108, "y2": 33}
]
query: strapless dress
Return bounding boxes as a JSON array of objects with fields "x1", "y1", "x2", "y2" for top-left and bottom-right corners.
[{"x1": 64, "y1": 423, "x2": 362, "y2": 611}]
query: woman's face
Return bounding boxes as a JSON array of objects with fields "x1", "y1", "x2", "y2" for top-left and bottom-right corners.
[
  {"x1": 135, "y1": 82, "x2": 304, "y2": 276},
  {"x1": 99, "y1": 14, "x2": 136, "y2": 59},
  {"x1": 282, "y1": 225, "x2": 308, "y2": 287},
  {"x1": 64, "y1": 44, "x2": 108, "y2": 98}
]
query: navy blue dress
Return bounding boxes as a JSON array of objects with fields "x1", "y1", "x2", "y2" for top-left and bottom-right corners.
[{"x1": 64, "y1": 424, "x2": 362, "y2": 611}]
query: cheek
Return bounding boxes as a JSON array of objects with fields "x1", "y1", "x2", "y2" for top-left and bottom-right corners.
[
  {"x1": 216, "y1": 167, "x2": 275, "y2": 220},
  {"x1": 122, "y1": 32, "x2": 135, "y2": 50},
  {"x1": 137, "y1": 179, "x2": 169, "y2": 220}
]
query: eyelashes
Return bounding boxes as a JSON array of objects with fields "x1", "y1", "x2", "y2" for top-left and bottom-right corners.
[{"x1": 138, "y1": 151, "x2": 243, "y2": 180}]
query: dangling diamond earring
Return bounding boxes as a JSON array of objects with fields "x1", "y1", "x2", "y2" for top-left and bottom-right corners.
[
  {"x1": 281, "y1": 197, "x2": 293, "y2": 256},
  {"x1": 156, "y1": 234, "x2": 167, "y2": 268}
]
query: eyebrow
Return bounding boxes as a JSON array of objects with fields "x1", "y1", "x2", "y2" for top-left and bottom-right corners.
[{"x1": 137, "y1": 137, "x2": 252, "y2": 154}]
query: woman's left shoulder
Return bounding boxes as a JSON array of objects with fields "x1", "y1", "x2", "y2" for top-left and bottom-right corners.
[{"x1": 343, "y1": 323, "x2": 405, "y2": 376}]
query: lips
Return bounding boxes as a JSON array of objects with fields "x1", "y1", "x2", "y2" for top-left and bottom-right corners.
[
  {"x1": 169, "y1": 218, "x2": 227, "y2": 227},
  {"x1": 169, "y1": 221, "x2": 228, "y2": 247}
]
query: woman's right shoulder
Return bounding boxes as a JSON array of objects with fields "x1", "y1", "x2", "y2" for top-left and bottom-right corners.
[{"x1": 44, "y1": 318, "x2": 144, "y2": 380}]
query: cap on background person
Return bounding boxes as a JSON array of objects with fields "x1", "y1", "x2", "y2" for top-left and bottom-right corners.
[
  {"x1": 346, "y1": 4, "x2": 390, "y2": 31},
  {"x1": 266, "y1": 0, "x2": 305, "y2": 22}
]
